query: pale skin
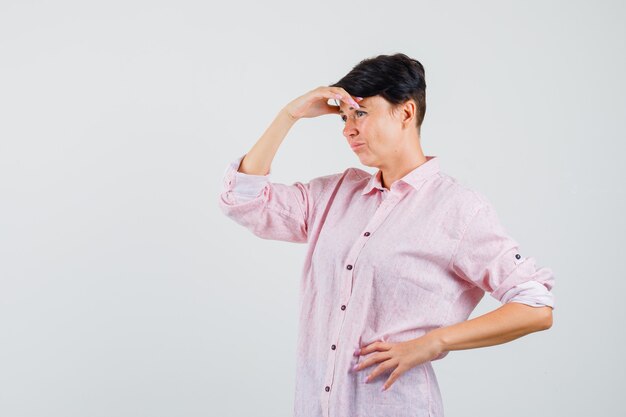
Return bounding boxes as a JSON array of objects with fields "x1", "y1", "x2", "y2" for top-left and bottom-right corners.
[{"x1": 238, "y1": 85, "x2": 554, "y2": 392}]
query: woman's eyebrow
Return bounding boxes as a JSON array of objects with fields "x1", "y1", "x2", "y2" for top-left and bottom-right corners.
[{"x1": 338, "y1": 106, "x2": 367, "y2": 114}]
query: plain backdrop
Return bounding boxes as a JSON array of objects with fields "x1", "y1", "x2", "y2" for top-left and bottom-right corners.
[{"x1": 1, "y1": 1, "x2": 624, "y2": 416}]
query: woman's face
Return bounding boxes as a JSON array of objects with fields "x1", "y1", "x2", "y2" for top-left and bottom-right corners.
[{"x1": 338, "y1": 95, "x2": 406, "y2": 168}]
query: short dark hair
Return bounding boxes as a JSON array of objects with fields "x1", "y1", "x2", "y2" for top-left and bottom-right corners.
[{"x1": 329, "y1": 53, "x2": 427, "y2": 133}]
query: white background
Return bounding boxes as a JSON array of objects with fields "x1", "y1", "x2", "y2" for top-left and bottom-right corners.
[{"x1": 1, "y1": 1, "x2": 624, "y2": 416}]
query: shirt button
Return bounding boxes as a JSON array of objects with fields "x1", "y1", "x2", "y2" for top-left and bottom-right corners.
[
  {"x1": 515, "y1": 254, "x2": 521, "y2": 259},
  {"x1": 341, "y1": 305, "x2": 346, "y2": 310},
  {"x1": 346, "y1": 265, "x2": 353, "y2": 270},
  {"x1": 364, "y1": 232, "x2": 370, "y2": 236},
  {"x1": 325, "y1": 386, "x2": 330, "y2": 392},
  {"x1": 331, "y1": 344, "x2": 336, "y2": 350}
]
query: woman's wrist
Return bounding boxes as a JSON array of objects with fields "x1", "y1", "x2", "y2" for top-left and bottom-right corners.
[
  {"x1": 423, "y1": 328, "x2": 447, "y2": 358},
  {"x1": 281, "y1": 106, "x2": 299, "y2": 122}
]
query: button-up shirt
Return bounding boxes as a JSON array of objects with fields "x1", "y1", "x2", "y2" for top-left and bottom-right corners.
[{"x1": 218, "y1": 153, "x2": 556, "y2": 417}]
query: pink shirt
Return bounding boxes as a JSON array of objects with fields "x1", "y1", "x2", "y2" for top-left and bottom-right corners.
[{"x1": 218, "y1": 154, "x2": 555, "y2": 417}]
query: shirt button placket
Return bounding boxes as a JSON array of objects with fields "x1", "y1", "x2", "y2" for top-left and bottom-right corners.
[
  {"x1": 323, "y1": 263, "x2": 356, "y2": 405},
  {"x1": 322, "y1": 212, "x2": 382, "y2": 414}
]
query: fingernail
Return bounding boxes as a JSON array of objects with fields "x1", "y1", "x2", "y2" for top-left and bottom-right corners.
[
  {"x1": 352, "y1": 364, "x2": 359, "y2": 371},
  {"x1": 353, "y1": 348, "x2": 360, "y2": 356},
  {"x1": 364, "y1": 376, "x2": 369, "y2": 383},
  {"x1": 356, "y1": 97, "x2": 363, "y2": 100},
  {"x1": 335, "y1": 93, "x2": 342, "y2": 99}
]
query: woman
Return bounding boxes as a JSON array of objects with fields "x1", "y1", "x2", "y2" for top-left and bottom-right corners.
[{"x1": 218, "y1": 53, "x2": 555, "y2": 417}]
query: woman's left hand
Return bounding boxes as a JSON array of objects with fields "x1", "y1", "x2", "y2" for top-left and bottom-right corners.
[{"x1": 352, "y1": 333, "x2": 445, "y2": 392}]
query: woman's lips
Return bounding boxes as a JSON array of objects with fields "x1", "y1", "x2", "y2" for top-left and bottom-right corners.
[{"x1": 350, "y1": 142, "x2": 366, "y2": 151}]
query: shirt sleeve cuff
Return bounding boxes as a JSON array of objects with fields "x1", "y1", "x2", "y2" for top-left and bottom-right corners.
[
  {"x1": 232, "y1": 171, "x2": 270, "y2": 199},
  {"x1": 501, "y1": 280, "x2": 555, "y2": 309},
  {"x1": 222, "y1": 154, "x2": 271, "y2": 202}
]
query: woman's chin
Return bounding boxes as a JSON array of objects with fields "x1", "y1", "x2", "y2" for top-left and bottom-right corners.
[{"x1": 357, "y1": 157, "x2": 376, "y2": 168}]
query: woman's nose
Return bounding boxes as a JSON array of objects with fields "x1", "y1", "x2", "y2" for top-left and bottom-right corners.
[{"x1": 343, "y1": 119, "x2": 358, "y2": 137}]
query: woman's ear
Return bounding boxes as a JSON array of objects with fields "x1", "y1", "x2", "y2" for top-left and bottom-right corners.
[{"x1": 402, "y1": 100, "x2": 416, "y2": 126}]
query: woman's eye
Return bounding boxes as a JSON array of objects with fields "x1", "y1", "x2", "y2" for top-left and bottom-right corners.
[{"x1": 340, "y1": 111, "x2": 366, "y2": 122}]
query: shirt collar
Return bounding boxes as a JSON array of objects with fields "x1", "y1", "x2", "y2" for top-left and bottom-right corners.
[{"x1": 361, "y1": 155, "x2": 440, "y2": 195}]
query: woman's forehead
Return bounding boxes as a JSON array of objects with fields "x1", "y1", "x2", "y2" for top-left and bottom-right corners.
[
  {"x1": 339, "y1": 96, "x2": 378, "y2": 112},
  {"x1": 353, "y1": 95, "x2": 386, "y2": 106}
]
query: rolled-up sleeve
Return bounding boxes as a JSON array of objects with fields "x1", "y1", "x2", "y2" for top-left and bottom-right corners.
[
  {"x1": 218, "y1": 154, "x2": 341, "y2": 243},
  {"x1": 501, "y1": 280, "x2": 555, "y2": 309},
  {"x1": 229, "y1": 164, "x2": 271, "y2": 202},
  {"x1": 449, "y1": 200, "x2": 556, "y2": 309}
]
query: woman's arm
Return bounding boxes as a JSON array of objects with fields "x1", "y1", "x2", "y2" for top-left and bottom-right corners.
[
  {"x1": 237, "y1": 108, "x2": 295, "y2": 175},
  {"x1": 218, "y1": 86, "x2": 361, "y2": 242},
  {"x1": 428, "y1": 302, "x2": 552, "y2": 353},
  {"x1": 353, "y1": 303, "x2": 552, "y2": 391},
  {"x1": 237, "y1": 86, "x2": 361, "y2": 175}
]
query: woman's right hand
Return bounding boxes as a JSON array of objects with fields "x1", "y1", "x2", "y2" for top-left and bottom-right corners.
[{"x1": 283, "y1": 86, "x2": 363, "y2": 121}]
